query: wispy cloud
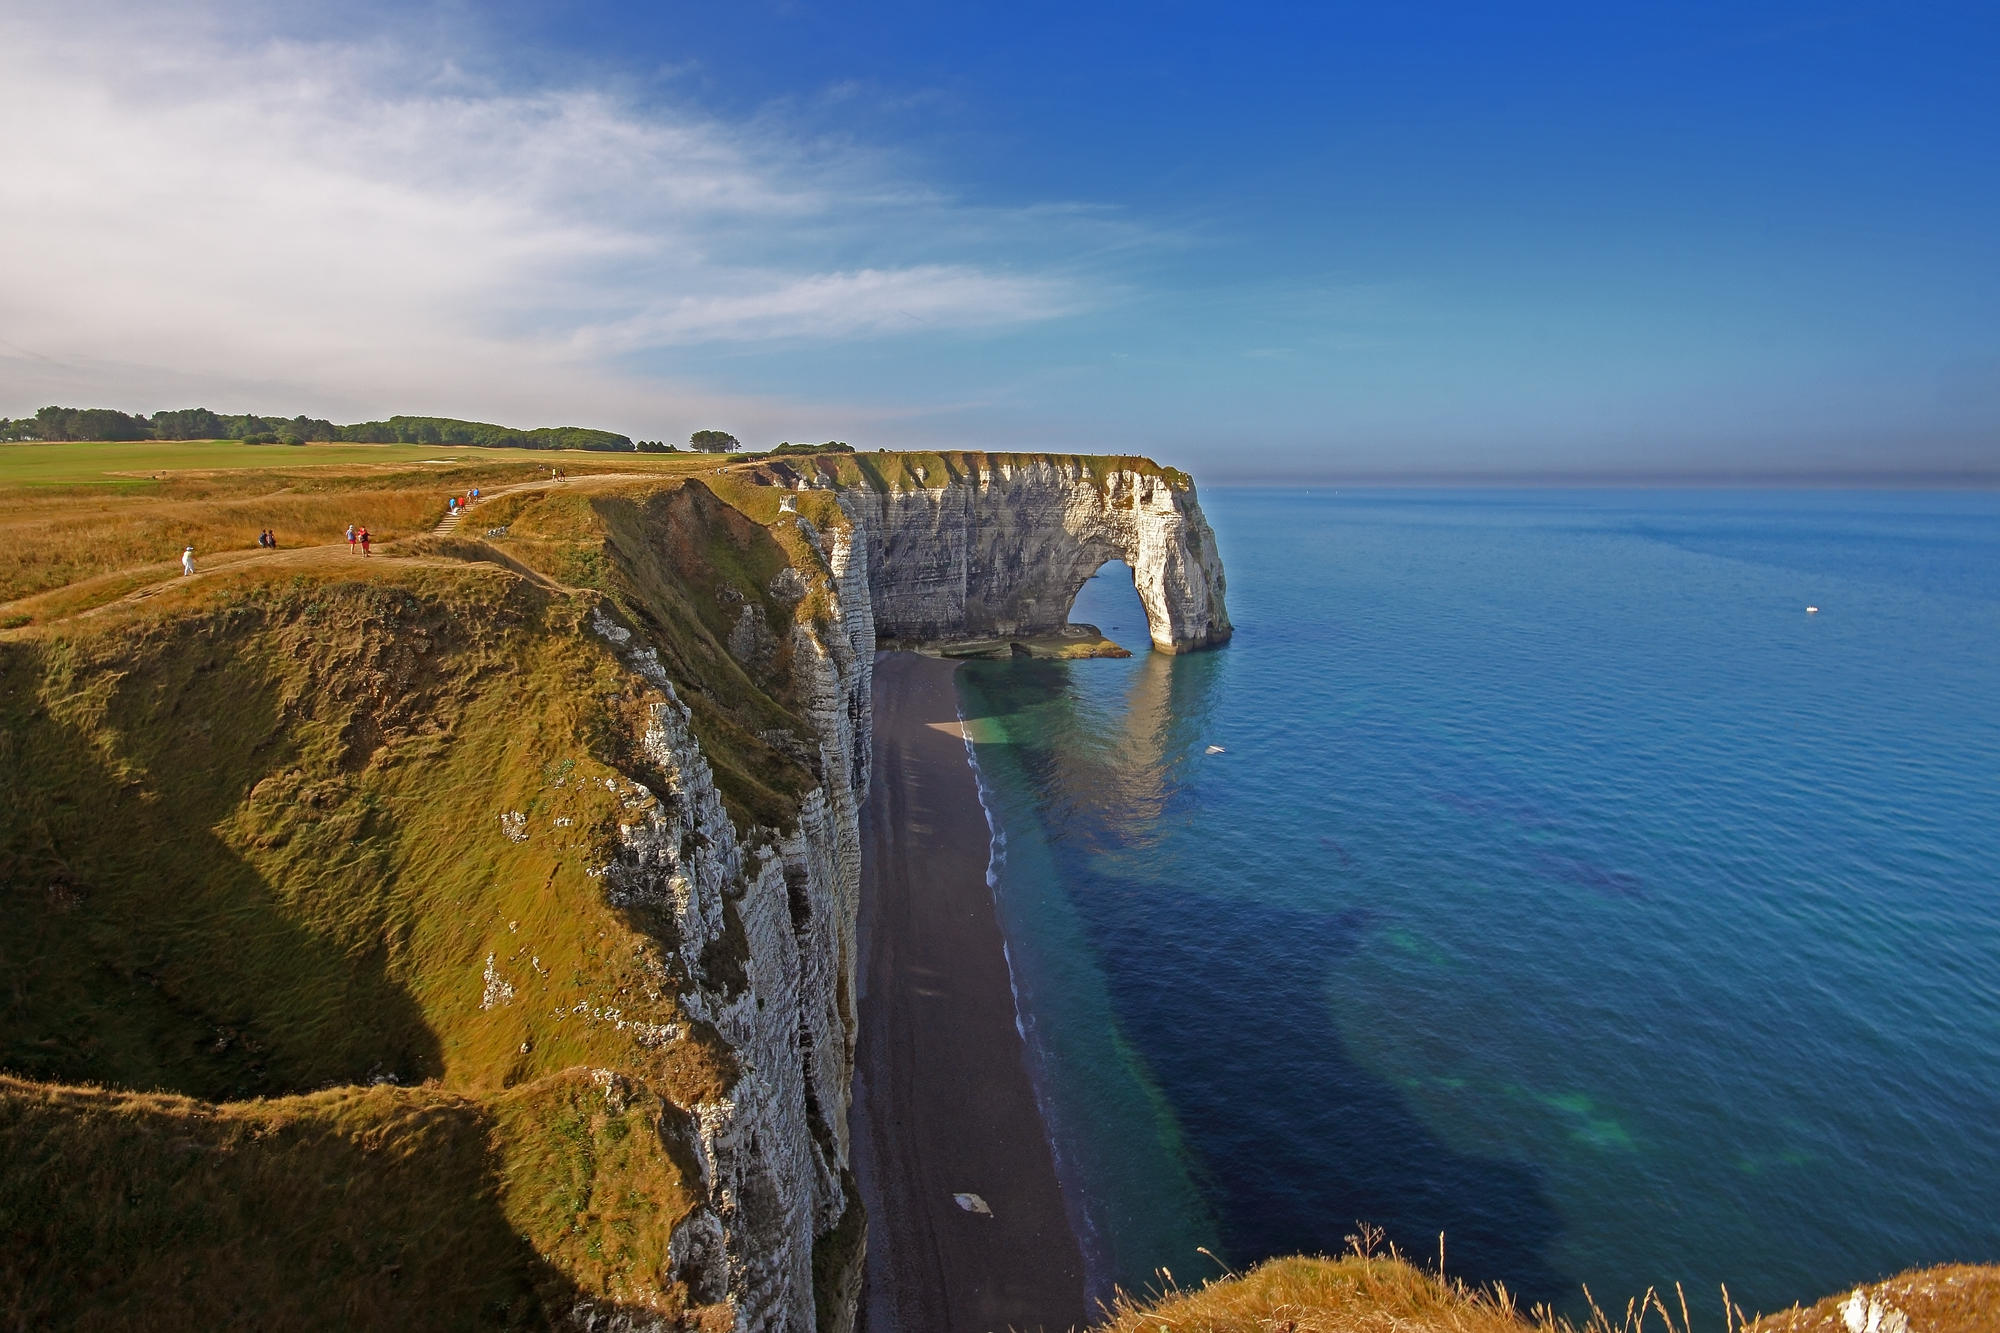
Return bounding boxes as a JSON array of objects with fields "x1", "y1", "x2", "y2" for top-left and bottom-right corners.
[
  {"x1": 589, "y1": 266, "x2": 1082, "y2": 347},
  {"x1": 0, "y1": 2, "x2": 1103, "y2": 429}
]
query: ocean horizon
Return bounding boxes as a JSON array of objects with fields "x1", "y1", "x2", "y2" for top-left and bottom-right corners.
[{"x1": 952, "y1": 486, "x2": 2000, "y2": 1325}]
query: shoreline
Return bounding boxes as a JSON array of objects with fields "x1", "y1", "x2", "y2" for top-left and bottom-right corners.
[
  {"x1": 954, "y1": 705, "x2": 1115, "y2": 1310},
  {"x1": 851, "y1": 652, "x2": 1087, "y2": 1333}
]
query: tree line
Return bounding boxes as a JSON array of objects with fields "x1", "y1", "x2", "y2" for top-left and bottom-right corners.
[
  {"x1": 663, "y1": 432, "x2": 856, "y2": 456},
  {"x1": 1, "y1": 409, "x2": 865, "y2": 458},
  {"x1": 0, "y1": 407, "x2": 635, "y2": 452}
]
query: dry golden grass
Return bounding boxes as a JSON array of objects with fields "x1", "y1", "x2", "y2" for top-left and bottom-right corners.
[
  {"x1": 1, "y1": 557, "x2": 740, "y2": 1107},
  {"x1": 1747, "y1": 1265, "x2": 2000, "y2": 1333},
  {"x1": 0, "y1": 1069, "x2": 728, "y2": 1331},
  {"x1": 0, "y1": 486, "x2": 442, "y2": 605},
  {"x1": 1098, "y1": 1230, "x2": 2000, "y2": 1333},
  {"x1": 0, "y1": 451, "x2": 740, "y2": 616},
  {"x1": 1098, "y1": 1253, "x2": 1546, "y2": 1333}
]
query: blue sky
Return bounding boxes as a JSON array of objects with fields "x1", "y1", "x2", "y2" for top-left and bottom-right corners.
[{"x1": 2, "y1": 1, "x2": 1995, "y2": 479}]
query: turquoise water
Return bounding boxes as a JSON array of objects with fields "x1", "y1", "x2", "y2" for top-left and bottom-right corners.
[{"x1": 952, "y1": 489, "x2": 2000, "y2": 1324}]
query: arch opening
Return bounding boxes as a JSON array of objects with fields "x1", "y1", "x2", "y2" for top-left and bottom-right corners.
[
  {"x1": 1066, "y1": 559, "x2": 1151, "y2": 653},
  {"x1": 846, "y1": 465, "x2": 1230, "y2": 654}
]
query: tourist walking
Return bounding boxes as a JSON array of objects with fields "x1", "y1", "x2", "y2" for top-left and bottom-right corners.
[
  {"x1": 359, "y1": 527, "x2": 372, "y2": 557},
  {"x1": 347, "y1": 524, "x2": 357, "y2": 554},
  {"x1": 181, "y1": 546, "x2": 196, "y2": 576}
]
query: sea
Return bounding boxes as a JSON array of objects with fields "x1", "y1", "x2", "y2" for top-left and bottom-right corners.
[{"x1": 950, "y1": 487, "x2": 2000, "y2": 1326}]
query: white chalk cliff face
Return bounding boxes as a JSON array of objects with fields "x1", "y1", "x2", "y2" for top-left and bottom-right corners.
[
  {"x1": 583, "y1": 522, "x2": 875, "y2": 1333},
  {"x1": 576, "y1": 458, "x2": 1224, "y2": 1330},
  {"x1": 832, "y1": 458, "x2": 1232, "y2": 653}
]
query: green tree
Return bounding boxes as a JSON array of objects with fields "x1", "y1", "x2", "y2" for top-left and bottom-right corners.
[
  {"x1": 336, "y1": 416, "x2": 632, "y2": 451},
  {"x1": 689, "y1": 430, "x2": 741, "y2": 453},
  {"x1": 150, "y1": 408, "x2": 229, "y2": 440},
  {"x1": 30, "y1": 406, "x2": 150, "y2": 441}
]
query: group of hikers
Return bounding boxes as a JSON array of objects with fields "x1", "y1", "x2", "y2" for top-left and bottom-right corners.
[
  {"x1": 177, "y1": 521, "x2": 373, "y2": 577},
  {"x1": 179, "y1": 483, "x2": 516, "y2": 578}
]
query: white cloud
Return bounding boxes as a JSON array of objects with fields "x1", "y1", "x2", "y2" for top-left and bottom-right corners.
[
  {"x1": 0, "y1": 3, "x2": 1096, "y2": 431},
  {"x1": 589, "y1": 265, "x2": 1081, "y2": 347}
]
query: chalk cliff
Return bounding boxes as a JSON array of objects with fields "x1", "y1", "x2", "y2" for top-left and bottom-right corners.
[
  {"x1": 753, "y1": 452, "x2": 1232, "y2": 654},
  {"x1": 582, "y1": 507, "x2": 877, "y2": 1333}
]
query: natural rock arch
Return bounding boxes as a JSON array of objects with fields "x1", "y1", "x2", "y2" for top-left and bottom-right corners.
[{"x1": 834, "y1": 456, "x2": 1231, "y2": 653}]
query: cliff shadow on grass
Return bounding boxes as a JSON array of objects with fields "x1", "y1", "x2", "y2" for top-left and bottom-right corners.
[
  {"x1": 0, "y1": 1077, "x2": 548, "y2": 1331},
  {"x1": 585, "y1": 481, "x2": 823, "y2": 833},
  {"x1": 0, "y1": 627, "x2": 442, "y2": 1099},
  {"x1": 0, "y1": 565, "x2": 743, "y2": 1328},
  {"x1": 0, "y1": 1070, "x2": 727, "y2": 1332}
]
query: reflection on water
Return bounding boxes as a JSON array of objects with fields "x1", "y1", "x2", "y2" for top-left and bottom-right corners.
[
  {"x1": 957, "y1": 581, "x2": 1228, "y2": 1302},
  {"x1": 960, "y1": 648, "x2": 1564, "y2": 1306}
]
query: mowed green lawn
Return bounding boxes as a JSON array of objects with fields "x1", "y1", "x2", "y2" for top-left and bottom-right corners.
[{"x1": 0, "y1": 439, "x2": 488, "y2": 487}]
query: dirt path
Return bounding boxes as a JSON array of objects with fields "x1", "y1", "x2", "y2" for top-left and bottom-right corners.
[
  {"x1": 2, "y1": 472, "x2": 668, "y2": 626},
  {"x1": 429, "y1": 471, "x2": 661, "y2": 534}
]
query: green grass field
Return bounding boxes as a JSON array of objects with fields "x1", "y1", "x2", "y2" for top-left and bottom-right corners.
[
  {"x1": 0, "y1": 439, "x2": 731, "y2": 489},
  {"x1": 0, "y1": 439, "x2": 504, "y2": 487}
]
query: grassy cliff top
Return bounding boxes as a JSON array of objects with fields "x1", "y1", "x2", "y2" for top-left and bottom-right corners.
[
  {"x1": 3, "y1": 1071, "x2": 713, "y2": 1329},
  {"x1": 717, "y1": 447, "x2": 1194, "y2": 496}
]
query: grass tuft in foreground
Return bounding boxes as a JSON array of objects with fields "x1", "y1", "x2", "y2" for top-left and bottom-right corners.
[{"x1": 1100, "y1": 1228, "x2": 2000, "y2": 1333}]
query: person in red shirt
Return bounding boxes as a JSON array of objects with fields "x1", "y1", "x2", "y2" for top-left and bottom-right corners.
[{"x1": 360, "y1": 527, "x2": 371, "y2": 556}]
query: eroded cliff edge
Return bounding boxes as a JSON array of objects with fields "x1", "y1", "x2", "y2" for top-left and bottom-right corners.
[{"x1": 578, "y1": 495, "x2": 877, "y2": 1333}]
